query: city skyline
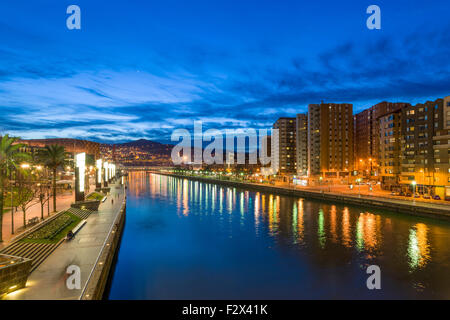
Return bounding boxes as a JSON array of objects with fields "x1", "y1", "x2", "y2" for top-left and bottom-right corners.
[{"x1": 1, "y1": 1, "x2": 450, "y2": 144}]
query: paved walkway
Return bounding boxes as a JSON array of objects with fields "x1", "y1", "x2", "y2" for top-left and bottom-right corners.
[
  {"x1": 2, "y1": 182, "x2": 125, "y2": 300},
  {"x1": 0, "y1": 186, "x2": 96, "y2": 249}
]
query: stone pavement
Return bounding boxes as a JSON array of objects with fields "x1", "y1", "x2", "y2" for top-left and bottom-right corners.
[
  {"x1": 2, "y1": 182, "x2": 125, "y2": 300},
  {"x1": 0, "y1": 185, "x2": 96, "y2": 249}
]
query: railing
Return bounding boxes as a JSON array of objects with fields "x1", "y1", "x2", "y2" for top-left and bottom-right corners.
[{"x1": 79, "y1": 184, "x2": 126, "y2": 300}]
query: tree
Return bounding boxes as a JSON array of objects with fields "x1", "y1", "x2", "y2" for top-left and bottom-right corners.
[
  {"x1": 34, "y1": 166, "x2": 51, "y2": 220},
  {"x1": 0, "y1": 135, "x2": 30, "y2": 242},
  {"x1": 38, "y1": 145, "x2": 66, "y2": 213},
  {"x1": 15, "y1": 169, "x2": 39, "y2": 228}
]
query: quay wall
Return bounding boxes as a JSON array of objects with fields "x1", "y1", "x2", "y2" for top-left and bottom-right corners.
[
  {"x1": 157, "y1": 173, "x2": 450, "y2": 221},
  {"x1": 80, "y1": 197, "x2": 126, "y2": 300}
]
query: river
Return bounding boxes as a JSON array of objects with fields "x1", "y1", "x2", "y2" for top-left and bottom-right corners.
[{"x1": 108, "y1": 172, "x2": 450, "y2": 299}]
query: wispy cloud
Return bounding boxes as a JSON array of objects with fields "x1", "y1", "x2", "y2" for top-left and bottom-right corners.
[{"x1": 0, "y1": 2, "x2": 449, "y2": 143}]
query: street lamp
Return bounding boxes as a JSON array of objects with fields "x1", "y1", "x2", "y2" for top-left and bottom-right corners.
[
  {"x1": 20, "y1": 163, "x2": 30, "y2": 169},
  {"x1": 412, "y1": 180, "x2": 417, "y2": 200},
  {"x1": 356, "y1": 178, "x2": 361, "y2": 197}
]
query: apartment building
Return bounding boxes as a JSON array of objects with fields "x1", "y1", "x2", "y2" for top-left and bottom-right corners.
[
  {"x1": 273, "y1": 117, "x2": 296, "y2": 174},
  {"x1": 378, "y1": 109, "x2": 403, "y2": 190},
  {"x1": 433, "y1": 96, "x2": 450, "y2": 200},
  {"x1": 19, "y1": 138, "x2": 100, "y2": 159},
  {"x1": 354, "y1": 102, "x2": 410, "y2": 176},
  {"x1": 399, "y1": 99, "x2": 447, "y2": 197},
  {"x1": 296, "y1": 113, "x2": 308, "y2": 176},
  {"x1": 308, "y1": 103, "x2": 354, "y2": 178}
]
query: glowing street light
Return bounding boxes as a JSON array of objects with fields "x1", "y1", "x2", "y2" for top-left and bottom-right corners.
[
  {"x1": 412, "y1": 180, "x2": 417, "y2": 199},
  {"x1": 104, "y1": 161, "x2": 109, "y2": 186},
  {"x1": 75, "y1": 153, "x2": 86, "y2": 202},
  {"x1": 356, "y1": 178, "x2": 362, "y2": 197},
  {"x1": 96, "y1": 159, "x2": 103, "y2": 187},
  {"x1": 20, "y1": 163, "x2": 30, "y2": 169}
]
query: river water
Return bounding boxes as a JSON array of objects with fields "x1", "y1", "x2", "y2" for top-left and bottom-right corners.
[{"x1": 108, "y1": 172, "x2": 450, "y2": 299}]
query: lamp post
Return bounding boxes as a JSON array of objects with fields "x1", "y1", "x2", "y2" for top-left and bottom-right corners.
[
  {"x1": 75, "y1": 153, "x2": 86, "y2": 202},
  {"x1": 9, "y1": 157, "x2": 14, "y2": 235},
  {"x1": 412, "y1": 180, "x2": 417, "y2": 201},
  {"x1": 356, "y1": 178, "x2": 361, "y2": 197},
  {"x1": 47, "y1": 185, "x2": 51, "y2": 216},
  {"x1": 96, "y1": 159, "x2": 103, "y2": 189}
]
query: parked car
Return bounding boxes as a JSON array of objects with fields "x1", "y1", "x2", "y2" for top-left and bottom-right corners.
[
  {"x1": 390, "y1": 191, "x2": 399, "y2": 196},
  {"x1": 404, "y1": 193, "x2": 412, "y2": 197},
  {"x1": 414, "y1": 194, "x2": 421, "y2": 198},
  {"x1": 422, "y1": 195, "x2": 431, "y2": 199},
  {"x1": 433, "y1": 195, "x2": 441, "y2": 200}
]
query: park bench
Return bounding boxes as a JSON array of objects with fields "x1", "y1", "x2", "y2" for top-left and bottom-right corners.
[
  {"x1": 66, "y1": 220, "x2": 87, "y2": 240},
  {"x1": 27, "y1": 217, "x2": 39, "y2": 225}
]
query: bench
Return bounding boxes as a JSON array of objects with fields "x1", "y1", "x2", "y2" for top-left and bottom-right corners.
[
  {"x1": 67, "y1": 220, "x2": 87, "y2": 240},
  {"x1": 27, "y1": 217, "x2": 39, "y2": 225}
]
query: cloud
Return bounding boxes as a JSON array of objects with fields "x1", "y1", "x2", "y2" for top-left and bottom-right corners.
[{"x1": 1, "y1": 21, "x2": 449, "y2": 143}]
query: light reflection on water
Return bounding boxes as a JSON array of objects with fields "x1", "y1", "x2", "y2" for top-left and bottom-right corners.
[{"x1": 108, "y1": 172, "x2": 450, "y2": 299}]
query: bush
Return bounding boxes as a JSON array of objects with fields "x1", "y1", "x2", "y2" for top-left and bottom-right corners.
[
  {"x1": 86, "y1": 192, "x2": 104, "y2": 201},
  {"x1": 27, "y1": 214, "x2": 74, "y2": 240}
]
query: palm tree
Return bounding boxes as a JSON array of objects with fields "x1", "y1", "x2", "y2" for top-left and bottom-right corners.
[
  {"x1": 39, "y1": 145, "x2": 66, "y2": 213},
  {"x1": 0, "y1": 135, "x2": 30, "y2": 242}
]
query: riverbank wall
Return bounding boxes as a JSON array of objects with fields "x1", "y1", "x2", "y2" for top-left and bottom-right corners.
[
  {"x1": 157, "y1": 172, "x2": 450, "y2": 221},
  {"x1": 80, "y1": 196, "x2": 126, "y2": 300}
]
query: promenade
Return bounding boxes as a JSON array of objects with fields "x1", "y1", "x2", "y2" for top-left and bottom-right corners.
[
  {"x1": 2, "y1": 182, "x2": 125, "y2": 300},
  {"x1": 158, "y1": 172, "x2": 450, "y2": 220},
  {"x1": 0, "y1": 185, "x2": 96, "y2": 249}
]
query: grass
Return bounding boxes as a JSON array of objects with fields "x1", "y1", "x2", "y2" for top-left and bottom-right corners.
[
  {"x1": 21, "y1": 212, "x2": 82, "y2": 244},
  {"x1": 86, "y1": 192, "x2": 105, "y2": 201}
]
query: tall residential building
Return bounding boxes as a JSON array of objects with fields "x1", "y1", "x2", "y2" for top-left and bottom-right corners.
[
  {"x1": 308, "y1": 104, "x2": 321, "y2": 176},
  {"x1": 378, "y1": 108, "x2": 403, "y2": 189},
  {"x1": 399, "y1": 98, "x2": 448, "y2": 197},
  {"x1": 273, "y1": 117, "x2": 296, "y2": 174},
  {"x1": 296, "y1": 113, "x2": 308, "y2": 176},
  {"x1": 308, "y1": 103, "x2": 354, "y2": 177},
  {"x1": 354, "y1": 102, "x2": 410, "y2": 176},
  {"x1": 354, "y1": 108, "x2": 371, "y2": 173}
]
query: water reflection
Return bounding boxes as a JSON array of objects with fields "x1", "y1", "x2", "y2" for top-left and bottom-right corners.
[
  {"x1": 110, "y1": 172, "x2": 450, "y2": 299},
  {"x1": 408, "y1": 223, "x2": 431, "y2": 270}
]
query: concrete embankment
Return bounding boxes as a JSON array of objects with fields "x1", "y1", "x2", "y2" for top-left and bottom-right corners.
[
  {"x1": 80, "y1": 196, "x2": 126, "y2": 300},
  {"x1": 157, "y1": 173, "x2": 450, "y2": 221}
]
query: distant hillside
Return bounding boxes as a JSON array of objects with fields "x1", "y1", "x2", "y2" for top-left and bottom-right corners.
[{"x1": 116, "y1": 139, "x2": 173, "y2": 154}]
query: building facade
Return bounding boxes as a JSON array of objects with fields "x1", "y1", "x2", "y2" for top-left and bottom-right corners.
[
  {"x1": 19, "y1": 138, "x2": 100, "y2": 159},
  {"x1": 273, "y1": 117, "x2": 296, "y2": 174},
  {"x1": 296, "y1": 113, "x2": 308, "y2": 176},
  {"x1": 308, "y1": 103, "x2": 354, "y2": 178},
  {"x1": 399, "y1": 98, "x2": 449, "y2": 198},
  {"x1": 354, "y1": 102, "x2": 410, "y2": 177},
  {"x1": 354, "y1": 109, "x2": 371, "y2": 173},
  {"x1": 378, "y1": 109, "x2": 403, "y2": 190}
]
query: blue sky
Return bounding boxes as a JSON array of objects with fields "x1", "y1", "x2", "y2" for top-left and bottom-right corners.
[{"x1": 0, "y1": 0, "x2": 449, "y2": 143}]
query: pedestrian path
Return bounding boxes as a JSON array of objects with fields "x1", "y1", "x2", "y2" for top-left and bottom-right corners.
[
  {"x1": 2, "y1": 182, "x2": 125, "y2": 300},
  {"x1": 1, "y1": 185, "x2": 96, "y2": 249},
  {"x1": 0, "y1": 207, "x2": 96, "y2": 274}
]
